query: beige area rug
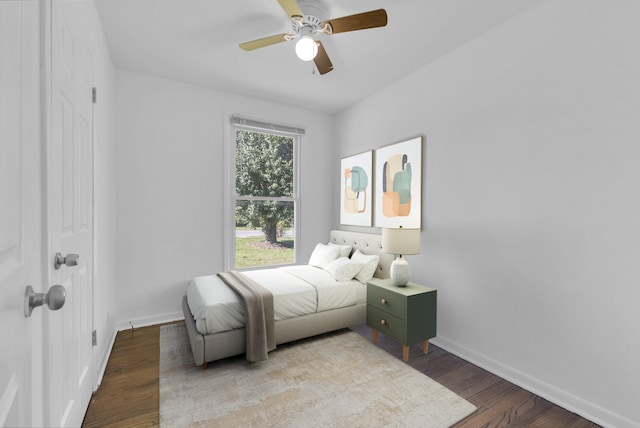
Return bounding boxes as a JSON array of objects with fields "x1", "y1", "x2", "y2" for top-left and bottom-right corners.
[{"x1": 160, "y1": 323, "x2": 476, "y2": 427}]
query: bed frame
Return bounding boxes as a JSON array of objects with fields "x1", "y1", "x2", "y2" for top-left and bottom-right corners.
[{"x1": 182, "y1": 230, "x2": 393, "y2": 367}]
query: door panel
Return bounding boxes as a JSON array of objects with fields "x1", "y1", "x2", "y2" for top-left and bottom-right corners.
[
  {"x1": 0, "y1": 2, "x2": 39, "y2": 427},
  {"x1": 48, "y1": 0, "x2": 95, "y2": 426}
]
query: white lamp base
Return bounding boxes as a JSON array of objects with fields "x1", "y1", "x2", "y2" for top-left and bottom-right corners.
[{"x1": 390, "y1": 256, "x2": 410, "y2": 287}]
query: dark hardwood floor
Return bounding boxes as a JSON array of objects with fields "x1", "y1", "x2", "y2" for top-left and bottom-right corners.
[
  {"x1": 83, "y1": 323, "x2": 600, "y2": 427},
  {"x1": 83, "y1": 324, "x2": 160, "y2": 427}
]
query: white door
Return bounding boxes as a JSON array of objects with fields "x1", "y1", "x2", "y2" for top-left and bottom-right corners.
[
  {"x1": 0, "y1": 2, "x2": 42, "y2": 427},
  {"x1": 46, "y1": 0, "x2": 95, "y2": 426}
]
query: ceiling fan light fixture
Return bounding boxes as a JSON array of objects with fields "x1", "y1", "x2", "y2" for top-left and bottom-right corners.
[
  {"x1": 239, "y1": 2, "x2": 388, "y2": 75},
  {"x1": 295, "y1": 36, "x2": 318, "y2": 61}
]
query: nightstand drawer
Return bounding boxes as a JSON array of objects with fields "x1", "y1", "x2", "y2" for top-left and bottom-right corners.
[
  {"x1": 367, "y1": 284, "x2": 405, "y2": 319},
  {"x1": 366, "y1": 305, "x2": 405, "y2": 343}
]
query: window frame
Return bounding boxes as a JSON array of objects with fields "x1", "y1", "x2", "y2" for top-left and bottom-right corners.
[{"x1": 224, "y1": 115, "x2": 302, "y2": 271}]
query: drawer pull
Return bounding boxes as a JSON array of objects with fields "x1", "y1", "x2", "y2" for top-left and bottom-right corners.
[
  {"x1": 381, "y1": 298, "x2": 387, "y2": 305},
  {"x1": 380, "y1": 319, "x2": 386, "y2": 326}
]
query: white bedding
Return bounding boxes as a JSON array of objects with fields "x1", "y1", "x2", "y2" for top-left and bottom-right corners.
[{"x1": 187, "y1": 265, "x2": 366, "y2": 335}]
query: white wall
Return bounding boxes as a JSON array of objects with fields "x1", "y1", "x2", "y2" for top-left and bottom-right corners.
[
  {"x1": 333, "y1": 0, "x2": 640, "y2": 426},
  {"x1": 114, "y1": 71, "x2": 333, "y2": 325}
]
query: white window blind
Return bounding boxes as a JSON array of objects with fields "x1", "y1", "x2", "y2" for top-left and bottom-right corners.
[{"x1": 230, "y1": 115, "x2": 305, "y2": 136}]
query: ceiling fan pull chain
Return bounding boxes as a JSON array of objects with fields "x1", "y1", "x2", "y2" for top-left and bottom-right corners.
[{"x1": 312, "y1": 62, "x2": 316, "y2": 75}]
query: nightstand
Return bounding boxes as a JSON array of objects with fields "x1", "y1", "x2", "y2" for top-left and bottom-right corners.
[{"x1": 366, "y1": 278, "x2": 437, "y2": 362}]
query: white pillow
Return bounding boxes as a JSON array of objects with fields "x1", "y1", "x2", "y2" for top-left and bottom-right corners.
[
  {"x1": 351, "y1": 249, "x2": 380, "y2": 283},
  {"x1": 323, "y1": 257, "x2": 364, "y2": 282},
  {"x1": 308, "y1": 243, "x2": 341, "y2": 268},
  {"x1": 328, "y1": 242, "x2": 353, "y2": 258}
]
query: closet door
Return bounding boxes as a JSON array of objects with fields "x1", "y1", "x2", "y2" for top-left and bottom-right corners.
[
  {"x1": 45, "y1": 0, "x2": 95, "y2": 426},
  {"x1": 0, "y1": 2, "x2": 42, "y2": 427}
]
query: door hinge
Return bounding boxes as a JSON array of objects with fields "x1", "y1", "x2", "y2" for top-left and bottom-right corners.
[
  {"x1": 92, "y1": 87, "x2": 97, "y2": 104},
  {"x1": 92, "y1": 330, "x2": 97, "y2": 347}
]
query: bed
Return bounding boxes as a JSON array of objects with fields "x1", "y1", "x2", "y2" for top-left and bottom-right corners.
[{"x1": 182, "y1": 230, "x2": 393, "y2": 367}]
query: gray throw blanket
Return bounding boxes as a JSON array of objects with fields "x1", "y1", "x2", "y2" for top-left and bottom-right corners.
[{"x1": 217, "y1": 271, "x2": 275, "y2": 362}]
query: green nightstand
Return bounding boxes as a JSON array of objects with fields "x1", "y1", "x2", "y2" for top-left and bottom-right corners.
[{"x1": 366, "y1": 278, "x2": 437, "y2": 362}]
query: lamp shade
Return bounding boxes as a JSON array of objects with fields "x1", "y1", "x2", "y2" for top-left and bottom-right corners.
[{"x1": 382, "y1": 227, "x2": 420, "y2": 255}]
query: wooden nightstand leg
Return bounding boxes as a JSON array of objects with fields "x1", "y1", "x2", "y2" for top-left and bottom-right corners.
[
  {"x1": 423, "y1": 340, "x2": 429, "y2": 355},
  {"x1": 402, "y1": 345, "x2": 410, "y2": 362},
  {"x1": 372, "y1": 329, "x2": 378, "y2": 344}
]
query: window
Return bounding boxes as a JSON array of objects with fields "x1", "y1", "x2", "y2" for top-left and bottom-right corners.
[{"x1": 228, "y1": 117, "x2": 302, "y2": 270}]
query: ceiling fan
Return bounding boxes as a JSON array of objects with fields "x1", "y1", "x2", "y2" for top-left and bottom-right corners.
[{"x1": 239, "y1": 0, "x2": 388, "y2": 75}]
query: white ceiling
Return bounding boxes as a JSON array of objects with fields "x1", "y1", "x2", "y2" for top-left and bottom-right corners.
[{"x1": 95, "y1": 0, "x2": 541, "y2": 115}]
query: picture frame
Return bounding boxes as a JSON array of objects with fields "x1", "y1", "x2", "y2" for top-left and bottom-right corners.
[
  {"x1": 340, "y1": 151, "x2": 373, "y2": 226},
  {"x1": 374, "y1": 136, "x2": 422, "y2": 228}
]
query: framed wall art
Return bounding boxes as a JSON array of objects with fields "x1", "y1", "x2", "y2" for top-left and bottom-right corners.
[
  {"x1": 374, "y1": 136, "x2": 422, "y2": 228},
  {"x1": 340, "y1": 151, "x2": 373, "y2": 226}
]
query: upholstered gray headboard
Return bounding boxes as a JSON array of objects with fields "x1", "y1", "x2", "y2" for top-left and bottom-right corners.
[{"x1": 329, "y1": 230, "x2": 392, "y2": 279}]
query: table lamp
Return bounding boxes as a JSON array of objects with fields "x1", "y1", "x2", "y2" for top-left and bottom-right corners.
[{"x1": 382, "y1": 226, "x2": 421, "y2": 287}]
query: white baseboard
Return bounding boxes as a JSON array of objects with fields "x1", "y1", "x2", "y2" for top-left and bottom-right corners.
[
  {"x1": 114, "y1": 311, "x2": 184, "y2": 332},
  {"x1": 94, "y1": 327, "x2": 117, "y2": 391},
  {"x1": 431, "y1": 336, "x2": 637, "y2": 428}
]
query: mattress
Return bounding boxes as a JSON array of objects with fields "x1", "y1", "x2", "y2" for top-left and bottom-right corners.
[{"x1": 187, "y1": 265, "x2": 366, "y2": 335}]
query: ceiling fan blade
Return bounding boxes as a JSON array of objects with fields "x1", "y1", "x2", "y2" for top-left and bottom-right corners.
[
  {"x1": 324, "y1": 9, "x2": 388, "y2": 34},
  {"x1": 277, "y1": 0, "x2": 304, "y2": 20},
  {"x1": 239, "y1": 34, "x2": 289, "y2": 51},
  {"x1": 314, "y1": 41, "x2": 333, "y2": 75}
]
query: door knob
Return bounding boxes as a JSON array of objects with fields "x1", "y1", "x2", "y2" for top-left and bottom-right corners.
[
  {"x1": 54, "y1": 252, "x2": 79, "y2": 269},
  {"x1": 24, "y1": 285, "x2": 66, "y2": 317}
]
